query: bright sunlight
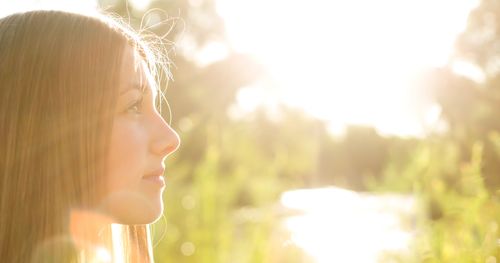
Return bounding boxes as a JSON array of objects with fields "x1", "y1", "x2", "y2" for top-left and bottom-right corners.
[{"x1": 217, "y1": 0, "x2": 479, "y2": 137}]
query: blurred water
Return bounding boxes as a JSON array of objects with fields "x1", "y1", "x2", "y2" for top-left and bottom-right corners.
[{"x1": 280, "y1": 187, "x2": 415, "y2": 263}]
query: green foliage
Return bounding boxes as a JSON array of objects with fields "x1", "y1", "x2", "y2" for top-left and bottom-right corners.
[
  {"x1": 373, "y1": 138, "x2": 500, "y2": 262},
  {"x1": 383, "y1": 1, "x2": 500, "y2": 260},
  {"x1": 153, "y1": 112, "x2": 317, "y2": 263}
]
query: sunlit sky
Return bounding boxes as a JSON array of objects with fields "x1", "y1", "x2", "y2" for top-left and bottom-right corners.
[
  {"x1": 216, "y1": 0, "x2": 479, "y2": 137},
  {"x1": 0, "y1": 0, "x2": 479, "y2": 137}
]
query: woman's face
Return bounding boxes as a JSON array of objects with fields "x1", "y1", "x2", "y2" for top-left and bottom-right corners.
[{"x1": 102, "y1": 46, "x2": 180, "y2": 224}]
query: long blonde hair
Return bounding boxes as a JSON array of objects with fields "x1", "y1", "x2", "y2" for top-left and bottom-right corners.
[{"x1": 0, "y1": 10, "x2": 167, "y2": 262}]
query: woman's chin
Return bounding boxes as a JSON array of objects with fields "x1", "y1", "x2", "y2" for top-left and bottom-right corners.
[{"x1": 98, "y1": 191, "x2": 164, "y2": 225}]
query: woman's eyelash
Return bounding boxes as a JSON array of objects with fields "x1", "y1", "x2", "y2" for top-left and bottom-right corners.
[{"x1": 126, "y1": 97, "x2": 143, "y2": 114}]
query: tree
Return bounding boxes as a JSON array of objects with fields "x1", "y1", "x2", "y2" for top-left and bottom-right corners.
[{"x1": 422, "y1": 0, "x2": 500, "y2": 189}]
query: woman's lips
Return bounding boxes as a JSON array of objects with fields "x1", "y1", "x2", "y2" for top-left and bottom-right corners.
[{"x1": 143, "y1": 168, "x2": 166, "y2": 187}]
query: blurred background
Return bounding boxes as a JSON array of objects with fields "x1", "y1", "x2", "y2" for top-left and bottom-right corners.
[{"x1": 2, "y1": 0, "x2": 500, "y2": 262}]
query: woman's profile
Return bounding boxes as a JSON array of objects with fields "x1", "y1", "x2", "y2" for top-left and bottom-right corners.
[{"x1": 0, "y1": 9, "x2": 180, "y2": 262}]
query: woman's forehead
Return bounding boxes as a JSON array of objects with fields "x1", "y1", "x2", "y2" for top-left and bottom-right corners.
[{"x1": 120, "y1": 46, "x2": 157, "y2": 96}]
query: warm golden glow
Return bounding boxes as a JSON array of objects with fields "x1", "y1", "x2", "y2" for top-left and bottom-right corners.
[
  {"x1": 218, "y1": 0, "x2": 479, "y2": 136},
  {"x1": 0, "y1": 0, "x2": 98, "y2": 17}
]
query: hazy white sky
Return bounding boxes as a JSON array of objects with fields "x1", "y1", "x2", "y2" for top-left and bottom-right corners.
[
  {"x1": 217, "y1": 0, "x2": 479, "y2": 137},
  {"x1": 0, "y1": 0, "x2": 97, "y2": 17}
]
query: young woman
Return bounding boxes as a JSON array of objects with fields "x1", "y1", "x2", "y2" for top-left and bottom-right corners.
[{"x1": 0, "y1": 9, "x2": 180, "y2": 262}]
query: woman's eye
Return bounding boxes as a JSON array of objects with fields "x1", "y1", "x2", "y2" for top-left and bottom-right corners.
[{"x1": 126, "y1": 98, "x2": 143, "y2": 114}]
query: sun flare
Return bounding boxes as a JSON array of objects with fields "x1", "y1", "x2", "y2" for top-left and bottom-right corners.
[{"x1": 217, "y1": 0, "x2": 479, "y2": 137}]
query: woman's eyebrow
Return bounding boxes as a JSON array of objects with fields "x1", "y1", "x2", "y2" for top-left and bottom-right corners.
[{"x1": 119, "y1": 83, "x2": 150, "y2": 96}]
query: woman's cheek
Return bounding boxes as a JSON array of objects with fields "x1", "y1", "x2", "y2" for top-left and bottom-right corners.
[{"x1": 106, "y1": 118, "x2": 147, "y2": 192}]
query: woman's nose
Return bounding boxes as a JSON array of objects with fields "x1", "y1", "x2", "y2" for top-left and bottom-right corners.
[{"x1": 150, "y1": 113, "x2": 180, "y2": 158}]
